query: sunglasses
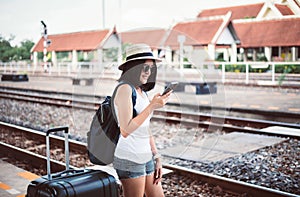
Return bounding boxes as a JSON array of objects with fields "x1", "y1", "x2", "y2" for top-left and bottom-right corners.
[{"x1": 142, "y1": 64, "x2": 156, "y2": 73}]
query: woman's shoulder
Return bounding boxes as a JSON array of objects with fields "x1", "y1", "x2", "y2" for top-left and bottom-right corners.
[
  {"x1": 116, "y1": 83, "x2": 133, "y2": 92},
  {"x1": 114, "y1": 83, "x2": 134, "y2": 99}
]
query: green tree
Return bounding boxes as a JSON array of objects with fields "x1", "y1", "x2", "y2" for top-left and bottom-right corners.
[
  {"x1": 17, "y1": 40, "x2": 35, "y2": 60},
  {"x1": 0, "y1": 35, "x2": 13, "y2": 62},
  {"x1": 0, "y1": 35, "x2": 34, "y2": 62}
]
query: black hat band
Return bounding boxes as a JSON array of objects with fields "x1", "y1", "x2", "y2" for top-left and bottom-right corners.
[{"x1": 126, "y1": 52, "x2": 154, "y2": 61}]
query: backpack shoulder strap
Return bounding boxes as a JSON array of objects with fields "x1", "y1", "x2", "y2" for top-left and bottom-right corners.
[{"x1": 111, "y1": 81, "x2": 137, "y2": 121}]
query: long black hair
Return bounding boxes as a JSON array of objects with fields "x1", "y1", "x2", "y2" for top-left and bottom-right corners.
[{"x1": 118, "y1": 59, "x2": 157, "y2": 92}]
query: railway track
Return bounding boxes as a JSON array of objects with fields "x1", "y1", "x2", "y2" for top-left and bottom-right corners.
[
  {"x1": 1, "y1": 86, "x2": 300, "y2": 123},
  {"x1": 0, "y1": 122, "x2": 298, "y2": 197},
  {"x1": 1, "y1": 87, "x2": 300, "y2": 138}
]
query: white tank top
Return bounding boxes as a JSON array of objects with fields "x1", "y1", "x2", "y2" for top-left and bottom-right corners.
[{"x1": 114, "y1": 90, "x2": 152, "y2": 164}]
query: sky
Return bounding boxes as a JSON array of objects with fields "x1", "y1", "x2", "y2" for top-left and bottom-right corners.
[{"x1": 0, "y1": 0, "x2": 266, "y2": 46}]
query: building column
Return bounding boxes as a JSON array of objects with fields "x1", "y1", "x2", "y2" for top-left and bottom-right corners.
[
  {"x1": 253, "y1": 48, "x2": 257, "y2": 61},
  {"x1": 292, "y1": 47, "x2": 297, "y2": 61},
  {"x1": 72, "y1": 50, "x2": 78, "y2": 71},
  {"x1": 278, "y1": 46, "x2": 282, "y2": 58},
  {"x1": 264, "y1": 47, "x2": 272, "y2": 61},
  {"x1": 208, "y1": 44, "x2": 215, "y2": 61},
  {"x1": 97, "y1": 48, "x2": 103, "y2": 72},
  {"x1": 231, "y1": 43, "x2": 237, "y2": 63},
  {"x1": 51, "y1": 51, "x2": 57, "y2": 68},
  {"x1": 163, "y1": 47, "x2": 171, "y2": 63},
  {"x1": 243, "y1": 48, "x2": 248, "y2": 61},
  {"x1": 223, "y1": 49, "x2": 229, "y2": 62},
  {"x1": 33, "y1": 51, "x2": 38, "y2": 70}
]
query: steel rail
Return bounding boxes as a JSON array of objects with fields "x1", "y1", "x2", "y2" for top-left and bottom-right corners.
[
  {"x1": 1, "y1": 85, "x2": 300, "y2": 121},
  {"x1": 166, "y1": 102, "x2": 300, "y2": 120},
  {"x1": 1, "y1": 85, "x2": 300, "y2": 119},
  {"x1": 0, "y1": 86, "x2": 100, "y2": 99},
  {"x1": 152, "y1": 116, "x2": 300, "y2": 139},
  {"x1": 154, "y1": 108, "x2": 300, "y2": 129},
  {"x1": 163, "y1": 164, "x2": 299, "y2": 197},
  {"x1": 0, "y1": 93, "x2": 97, "y2": 111},
  {"x1": 0, "y1": 121, "x2": 87, "y2": 156},
  {"x1": 0, "y1": 90, "x2": 98, "y2": 110},
  {"x1": 1, "y1": 90, "x2": 300, "y2": 139},
  {"x1": 1, "y1": 88, "x2": 300, "y2": 129},
  {"x1": 2, "y1": 120, "x2": 300, "y2": 163},
  {"x1": 0, "y1": 141, "x2": 73, "y2": 173}
]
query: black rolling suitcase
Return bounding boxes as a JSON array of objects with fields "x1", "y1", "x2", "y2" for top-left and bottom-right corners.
[{"x1": 26, "y1": 126, "x2": 119, "y2": 197}]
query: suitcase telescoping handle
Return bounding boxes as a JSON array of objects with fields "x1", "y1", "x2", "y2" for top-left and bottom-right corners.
[{"x1": 46, "y1": 126, "x2": 69, "y2": 180}]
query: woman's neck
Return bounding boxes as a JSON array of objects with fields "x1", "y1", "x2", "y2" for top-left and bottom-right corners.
[{"x1": 136, "y1": 87, "x2": 145, "y2": 97}]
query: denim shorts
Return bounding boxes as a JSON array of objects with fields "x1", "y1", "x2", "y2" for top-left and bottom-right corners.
[{"x1": 113, "y1": 157, "x2": 155, "y2": 179}]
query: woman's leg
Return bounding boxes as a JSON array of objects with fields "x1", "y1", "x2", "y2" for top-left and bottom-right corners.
[
  {"x1": 120, "y1": 176, "x2": 146, "y2": 197},
  {"x1": 144, "y1": 173, "x2": 164, "y2": 197}
]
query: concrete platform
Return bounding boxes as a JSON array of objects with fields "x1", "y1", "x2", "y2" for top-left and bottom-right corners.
[
  {"x1": 161, "y1": 132, "x2": 286, "y2": 162},
  {"x1": 0, "y1": 157, "x2": 173, "y2": 197},
  {"x1": 260, "y1": 126, "x2": 300, "y2": 137},
  {"x1": 0, "y1": 158, "x2": 39, "y2": 197}
]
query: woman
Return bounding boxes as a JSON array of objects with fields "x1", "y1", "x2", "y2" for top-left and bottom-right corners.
[{"x1": 113, "y1": 44, "x2": 171, "y2": 197}]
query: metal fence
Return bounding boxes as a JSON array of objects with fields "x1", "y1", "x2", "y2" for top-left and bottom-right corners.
[
  {"x1": 1, "y1": 61, "x2": 299, "y2": 85},
  {"x1": 214, "y1": 62, "x2": 300, "y2": 84}
]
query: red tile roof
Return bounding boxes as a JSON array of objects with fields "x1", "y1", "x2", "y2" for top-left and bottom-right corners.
[
  {"x1": 197, "y1": 3, "x2": 264, "y2": 20},
  {"x1": 164, "y1": 19, "x2": 224, "y2": 49},
  {"x1": 233, "y1": 17, "x2": 300, "y2": 47},
  {"x1": 120, "y1": 29, "x2": 167, "y2": 48},
  {"x1": 32, "y1": 29, "x2": 110, "y2": 52},
  {"x1": 275, "y1": 4, "x2": 295, "y2": 15}
]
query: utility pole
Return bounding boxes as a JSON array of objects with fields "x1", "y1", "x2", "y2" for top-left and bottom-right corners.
[
  {"x1": 178, "y1": 35, "x2": 186, "y2": 71},
  {"x1": 102, "y1": 0, "x2": 105, "y2": 29},
  {"x1": 177, "y1": 35, "x2": 186, "y2": 79},
  {"x1": 41, "y1": 20, "x2": 48, "y2": 73}
]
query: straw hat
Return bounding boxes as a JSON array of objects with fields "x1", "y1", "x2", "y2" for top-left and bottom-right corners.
[{"x1": 118, "y1": 43, "x2": 161, "y2": 70}]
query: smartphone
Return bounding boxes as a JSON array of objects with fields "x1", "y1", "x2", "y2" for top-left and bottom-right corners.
[{"x1": 162, "y1": 82, "x2": 179, "y2": 95}]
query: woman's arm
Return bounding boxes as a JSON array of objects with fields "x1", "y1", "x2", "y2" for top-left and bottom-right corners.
[
  {"x1": 150, "y1": 134, "x2": 162, "y2": 185},
  {"x1": 114, "y1": 84, "x2": 170, "y2": 138},
  {"x1": 150, "y1": 134, "x2": 158, "y2": 155}
]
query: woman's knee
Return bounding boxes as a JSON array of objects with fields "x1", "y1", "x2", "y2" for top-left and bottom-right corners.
[
  {"x1": 121, "y1": 176, "x2": 146, "y2": 197},
  {"x1": 145, "y1": 174, "x2": 164, "y2": 197}
]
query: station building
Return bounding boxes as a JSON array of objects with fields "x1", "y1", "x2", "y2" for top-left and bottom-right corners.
[
  {"x1": 31, "y1": 0, "x2": 300, "y2": 71},
  {"x1": 163, "y1": 0, "x2": 300, "y2": 65},
  {"x1": 31, "y1": 28, "x2": 120, "y2": 71}
]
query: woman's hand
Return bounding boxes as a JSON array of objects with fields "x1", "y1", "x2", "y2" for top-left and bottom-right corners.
[
  {"x1": 150, "y1": 91, "x2": 172, "y2": 110},
  {"x1": 153, "y1": 158, "x2": 163, "y2": 185}
]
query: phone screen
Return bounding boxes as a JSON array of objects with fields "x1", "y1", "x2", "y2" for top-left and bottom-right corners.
[{"x1": 162, "y1": 82, "x2": 179, "y2": 95}]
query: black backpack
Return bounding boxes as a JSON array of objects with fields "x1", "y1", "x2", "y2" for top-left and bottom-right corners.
[{"x1": 87, "y1": 82, "x2": 137, "y2": 165}]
